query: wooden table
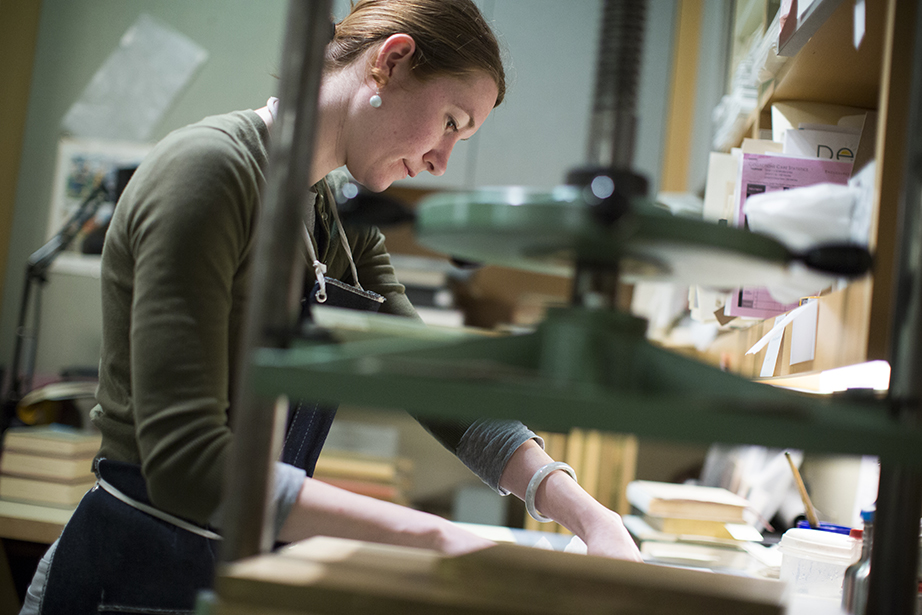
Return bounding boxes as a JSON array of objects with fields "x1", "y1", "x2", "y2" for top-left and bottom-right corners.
[
  {"x1": 212, "y1": 536, "x2": 787, "y2": 615},
  {"x1": 0, "y1": 499, "x2": 72, "y2": 543},
  {"x1": 0, "y1": 499, "x2": 72, "y2": 615}
]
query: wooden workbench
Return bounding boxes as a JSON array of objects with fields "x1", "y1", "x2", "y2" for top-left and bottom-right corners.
[
  {"x1": 0, "y1": 499, "x2": 71, "y2": 615},
  {"x1": 212, "y1": 536, "x2": 787, "y2": 615}
]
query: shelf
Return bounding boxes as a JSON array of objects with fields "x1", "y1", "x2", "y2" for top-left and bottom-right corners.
[
  {"x1": 753, "y1": 360, "x2": 890, "y2": 393},
  {"x1": 763, "y1": 0, "x2": 884, "y2": 110},
  {"x1": 699, "y1": 280, "x2": 874, "y2": 380},
  {"x1": 706, "y1": 0, "x2": 910, "y2": 383},
  {"x1": 777, "y1": 0, "x2": 847, "y2": 58}
]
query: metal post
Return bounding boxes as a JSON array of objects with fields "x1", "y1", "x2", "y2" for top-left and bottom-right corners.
[
  {"x1": 867, "y1": 1, "x2": 922, "y2": 612},
  {"x1": 219, "y1": 0, "x2": 333, "y2": 563},
  {"x1": 573, "y1": 0, "x2": 648, "y2": 310},
  {"x1": 586, "y1": 0, "x2": 646, "y2": 169}
]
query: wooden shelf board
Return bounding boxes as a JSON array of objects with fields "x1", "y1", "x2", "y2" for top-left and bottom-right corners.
[
  {"x1": 754, "y1": 370, "x2": 825, "y2": 392},
  {"x1": 766, "y1": 0, "x2": 885, "y2": 110},
  {"x1": 696, "y1": 280, "x2": 873, "y2": 381}
]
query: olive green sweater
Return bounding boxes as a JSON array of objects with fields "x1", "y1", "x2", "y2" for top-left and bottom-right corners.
[{"x1": 91, "y1": 110, "x2": 535, "y2": 528}]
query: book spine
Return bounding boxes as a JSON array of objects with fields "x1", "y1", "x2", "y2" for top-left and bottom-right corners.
[
  {"x1": 0, "y1": 451, "x2": 96, "y2": 481},
  {"x1": 313, "y1": 456, "x2": 401, "y2": 483},
  {"x1": 0, "y1": 475, "x2": 95, "y2": 507},
  {"x1": 315, "y1": 477, "x2": 406, "y2": 504}
]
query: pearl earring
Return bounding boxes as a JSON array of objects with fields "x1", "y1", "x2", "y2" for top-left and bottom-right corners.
[{"x1": 369, "y1": 92, "x2": 382, "y2": 108}]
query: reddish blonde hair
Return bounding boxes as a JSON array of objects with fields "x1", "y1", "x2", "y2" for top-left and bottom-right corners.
[{"x1": 327, "y1": 0, "x2": 506, "y2": 106}]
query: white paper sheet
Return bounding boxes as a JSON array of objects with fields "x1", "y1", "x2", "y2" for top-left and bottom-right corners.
[
  {"x1": 62, "y1": 14, "x2": 208, "y2": 141},
  {"x1": 759, "y1": 333, "x2": 783, "y2": 378},
  {"x1": 790, "y1": 298, "x2": 818, "y2": 365}
]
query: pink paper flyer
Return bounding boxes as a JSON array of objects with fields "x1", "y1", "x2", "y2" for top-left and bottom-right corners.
[
  {"x1": 727, "y1": 153, "x2": 852, "y2": 319},
  {"x1": 735, "y1": 154, "x2": 852, "y2": 228}
]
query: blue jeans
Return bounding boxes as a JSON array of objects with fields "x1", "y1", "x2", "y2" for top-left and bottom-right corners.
[{"x1": 21, "y1": 459, "x2": 219, "y2": 615}]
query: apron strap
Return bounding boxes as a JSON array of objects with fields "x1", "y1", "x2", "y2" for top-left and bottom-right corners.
[
  {"x1": 321, "y1": 179, "x2": 364, "y2": 291},
  {"x1": 281, "y1": 401, "x2": 337, "y2": 473},
  {"x1": 286, "y1": 178, "x2": 378, "y2": 471},
  {"x1": 302, "y1": 178, "x2": 364, "y2": 302},
  {"x1": 96, "y1": 475, "x2": 223, "y2": 541}
]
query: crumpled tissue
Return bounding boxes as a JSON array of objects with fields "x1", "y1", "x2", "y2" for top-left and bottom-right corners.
[{"x1": 743, "y1": 182, "x2": 867, "y2": 303}]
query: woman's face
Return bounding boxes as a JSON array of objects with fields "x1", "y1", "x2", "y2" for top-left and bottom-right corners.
[{"x1": 344, "y1": 71, "x2": 499, "y2": 192}]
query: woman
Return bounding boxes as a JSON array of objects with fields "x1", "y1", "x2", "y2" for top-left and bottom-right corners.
[{"x1": 22, "y1": 1, "x2": 641, "y2": 613}]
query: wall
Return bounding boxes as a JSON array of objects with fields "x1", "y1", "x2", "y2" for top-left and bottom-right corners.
[
  {"x1": 0, "y1": 0, "x2": 289, "y2": 380},
  {"x1": 0, "y1": 0, "x2": 43, "y2": 313},
  {"x1": 687, "y1": 0, "x2": 732, "y2": 194},
  {"x1": 383, "y1": 0, "x2": 678, "y2": 193}
]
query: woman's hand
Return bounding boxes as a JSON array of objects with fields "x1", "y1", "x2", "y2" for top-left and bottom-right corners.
[
  {"x1": 577, "y1": 507, "x2": 644, "y2": 562},
  {"x1": 499, "y1": 439, "x2": 643, "y2": 563}
]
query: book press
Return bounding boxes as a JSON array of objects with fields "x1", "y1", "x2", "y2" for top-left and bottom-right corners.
[{"x1": 206, "y1": 1, "x2": 922, "y2": 613}]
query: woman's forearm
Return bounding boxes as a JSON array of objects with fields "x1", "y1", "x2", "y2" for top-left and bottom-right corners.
[
  {"x1": 277, "y1": 476, "x2": 493, "y2": 555},
  {"x1": 499, "y1": 438, "x2": 642, "y2": 561},
  {"x1": 498, "y1": 438, "x2": 595, "y2": 534}
]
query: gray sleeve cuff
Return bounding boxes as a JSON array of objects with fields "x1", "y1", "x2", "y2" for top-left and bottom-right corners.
[
  {"x1": 455, "y1": 419, "x2": 544, "y2": 495},
  {"x1": 272, "y1": 461, "x2": 307, "y2": 539}
]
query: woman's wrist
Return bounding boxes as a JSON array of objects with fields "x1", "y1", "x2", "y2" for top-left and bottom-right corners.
[
  {"x1": 498, "y1": 439, "x2": 642, "y2": 561},
  {"x1": 535, "y1": 469, "x2": 602, "y2": 536},
  {"x1": 525, "y1": 462, "x2": 577, "y2": 522},
  {"x1": 407, "y1": 513, "x2": 494, "y2": 555}
]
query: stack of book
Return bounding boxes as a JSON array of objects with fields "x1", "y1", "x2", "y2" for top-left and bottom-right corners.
[
  {"x1": 313, "y1": 452, "x2": 412, "y2": 506},
  {"x1": 312, "y1": 419, "x2": 411, "y2": 505},
  {"x1": 0, "y1": 424, "x2": 101, "y2": 508},
  {"x1": 623, "y1": 480, "x2": 762, "y2": 545}
]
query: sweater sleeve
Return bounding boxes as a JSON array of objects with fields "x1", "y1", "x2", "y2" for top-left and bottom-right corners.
[{"x1": 123, "y1": 125, "x2": 257, "y2": 523}]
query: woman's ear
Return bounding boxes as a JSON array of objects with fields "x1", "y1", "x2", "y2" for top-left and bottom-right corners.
[{"x1": 371, "y1": 33, "x2": 416, "y2": 88}]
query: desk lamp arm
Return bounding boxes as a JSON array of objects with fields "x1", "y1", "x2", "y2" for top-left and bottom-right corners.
[{"x1": 1, "y1": 182, "x2": 108, "y2": 430}]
